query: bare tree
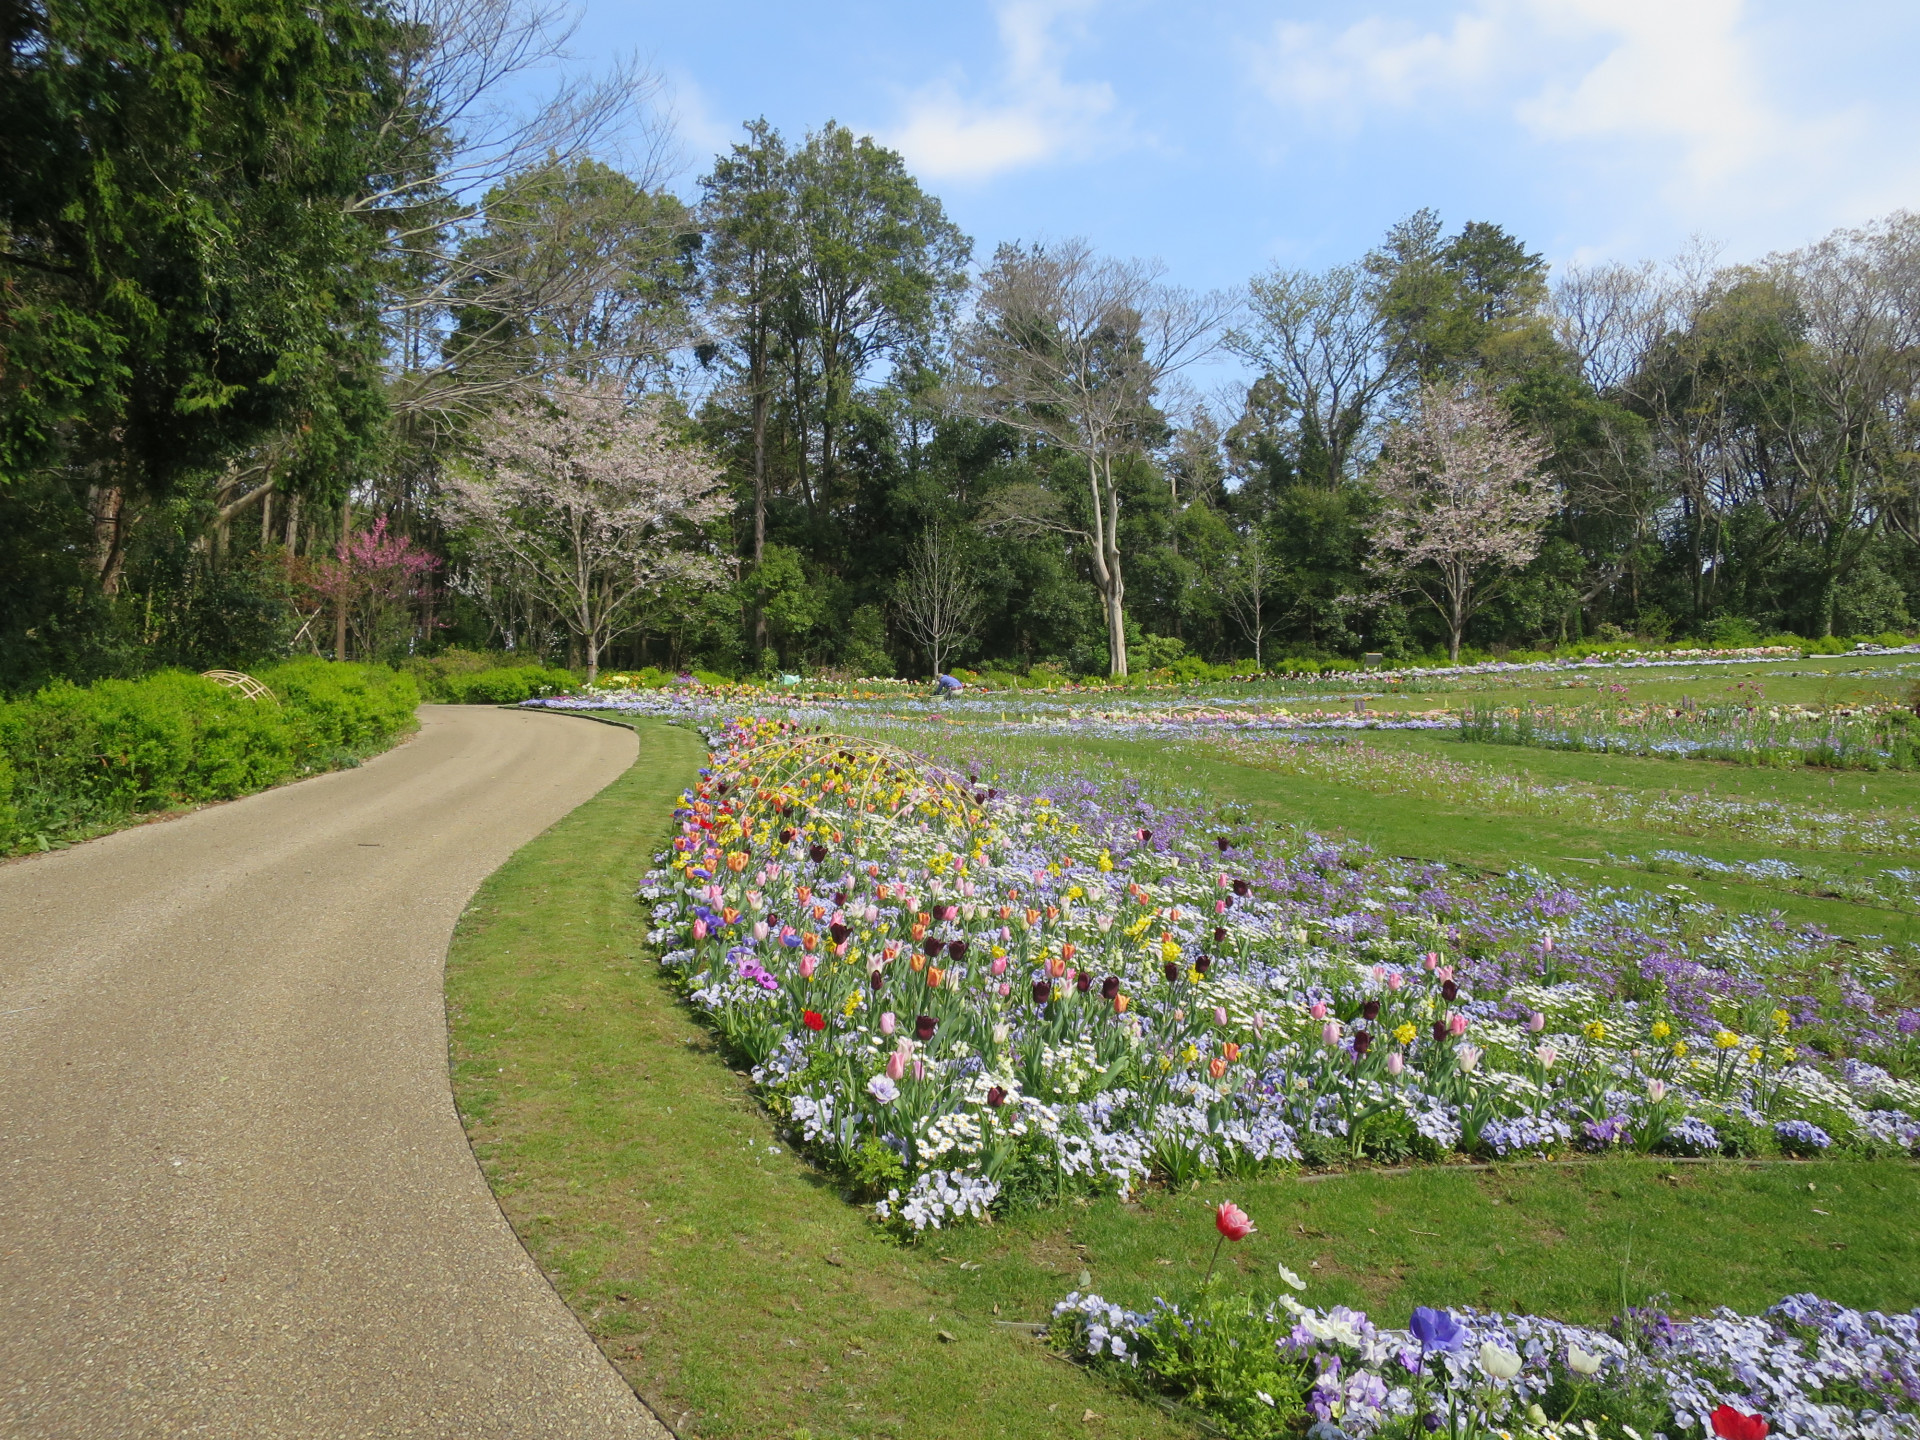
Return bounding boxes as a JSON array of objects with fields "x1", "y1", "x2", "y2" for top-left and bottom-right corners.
[
  {"x1": 442, "y1": 378, "x2": 727, "y2": 680},
  {"x1": 366, "y1": 0, "x2": 681, "y2": 432},
  {"x1": 1225, "y1": 263, "x2": 1396, "y2": 487},
  {"x1": 1550, "y1": 260, "x2": 1670, "y2": 394},
  {"x1": 1367, "y1": 381, "x2": 1558, "y2": 661},
  {"x1": 1220, "y1": 532, "x2": 1279, "y2": 670},
  {"x1": 893, "y1": 523, "x2": 980, "y2": 678},
  {"x1": 955, "y1": 239, "x2": 1232, "y2": 676}
]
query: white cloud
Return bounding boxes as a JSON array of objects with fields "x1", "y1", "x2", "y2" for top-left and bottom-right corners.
[
  {"x1": 884, "y1": 0, "x2": 1119, "y2": 183},
  {"x1": 1247, "y1": 0, "x2": 1907, "y2": 243}
]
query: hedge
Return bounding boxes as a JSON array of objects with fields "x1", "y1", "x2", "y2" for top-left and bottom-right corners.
[
  {"x1": 430, "y1": 665, "x2": 577, "y2": 704},
  {"x1": 0, "y1": 662, "x2": 419, "y2": 852}
]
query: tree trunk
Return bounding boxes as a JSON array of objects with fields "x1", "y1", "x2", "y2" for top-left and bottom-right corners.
[
  {"x1": 88, "y1": 484, "x2": 131, "y2": 596},
  {"x1": 285, "y1": 493, "x2": 302, "y2": 551},
  {"x1": 334, "y1": 497, "x2": 351, "y2": 661},
  {"x1": 586, "y1": 634, "x2": 600, "y2": 684},
  {"x1": 751, "y1": 362, "x2": 769, "y2": 658}
]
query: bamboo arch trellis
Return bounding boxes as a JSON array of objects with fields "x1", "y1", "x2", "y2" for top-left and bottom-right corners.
[{"x1": 200, "y1": 670, "x2": 278, "y2": 704}]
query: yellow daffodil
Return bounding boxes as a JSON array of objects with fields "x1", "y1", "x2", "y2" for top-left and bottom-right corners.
[
  {"x1": 1650, "y1": 1020, "x2": 1671, "y2": 1041},
  {"x1": 1583, "y1": 1020, "x2": 1607, "y2": 1042},
  {"x1": 1713, "y1": 1030, "x2": 1741, "y2": 1050},
  {"x1": 1393, "y1": 1023, "x2": 1417, "y2": 1045}
]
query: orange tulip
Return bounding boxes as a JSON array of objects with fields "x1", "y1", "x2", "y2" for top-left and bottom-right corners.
[
  {"x1": 1209, "y1": 1057, "x2": 1229, "y2": 1079},
  {"x1": 1060, "y1": 943, "x2": 1077, "y2": 962},
  {"x1": 1048, "y1": 956, "x2": 1068, "y2": 978},
  {"x1": 927, "y1": 967, "x2": 945, "y2": 988},
  {"x1": 1113, "y1": 995, "x2": 1130, "y2": 1013}
]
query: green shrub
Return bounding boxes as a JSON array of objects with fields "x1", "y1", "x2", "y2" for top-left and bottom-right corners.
[
  {"x1": 0, "y1": 671, "x2": 293, "y2": 826},
  {"x1": 0, "y1": 661, "x2": 419, "y2": 852},
  {"x1": 435, "y1": 665, "x2": 576, "y2": 704},
  {"x1": 255, "y1": 659, "x2": 420, "y2": 767}
]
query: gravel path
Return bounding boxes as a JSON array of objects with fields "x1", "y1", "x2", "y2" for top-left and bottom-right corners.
[{"x1": 0, "y1": 705, "x2": 671, "y2": 1439}]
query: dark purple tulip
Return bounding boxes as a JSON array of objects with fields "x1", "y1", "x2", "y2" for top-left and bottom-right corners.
[
  {"x1": 869, "y1": 970, "x2": 883, "y2": 990},
  {"x1": 1216, "y1": 836, "x2": 1231, "y2": 852},
  {"x1": 923, "y1": 937, "x2": 942, "y2": 957},
  {"x1": 1213, "y1": 926, "x2": 1227, "y2": 945},
  {"x1": 1441, "y1": 979, "x2": 1458, "y2": 1002},
  {"x1": 1075, "y1": 970, "x2": 1092, "y2": 994},
  {"x1": 1194, "y1": 954, "x2": 1212, "y2": 975},
  {"x1": 1354, "y1": 1030, "x2": 1372, "y2": 1057},
  {"x1": 1231, "y1": 878, "x2": 1250, "y2": 898},
  {"x1": 1163, "y1": 962, "x2": 1180, "y2": 984},
  {"x1": 833, "y1": 891, "x2": 846, "y2": 905},
  {"x1": 808, "y1": 843, "x2": 827, "y2": 862},
  {"x1": 915, "y1": 1014, "x2": 937, "y2": 1041},
  {"x1": 986, "y1": 1086, "x2": 1007, "y2": 1107},
  {"x1": 829, "y1": 922, "x2": 850, "y2": 945},
  {"x1": 1032, "y1": 980, "x2": 1054, "y2": 1004},
  {"x1": 780, "y1": 828, "x2": 796, "y2": 844},
  {"x1": 1101, "y1": 975, "x2": 1121, "y2": 1000},
  {"x1": 947, "y1": 939, "x2": 967, "y2": 961},
  {"x1": 1433, "y1": 1021, "x2": 1448, "y2": 1044},
  {"x1": 1361, "y1": 1000, "x2": 1381, "y2": 1022}
]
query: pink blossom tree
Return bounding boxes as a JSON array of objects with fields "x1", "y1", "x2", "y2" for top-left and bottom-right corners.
[
  {"x1": 1366, "y1": 382, "x2": 1559, "y2": 662},
  {"x1": 291, "y1": 516, "x2": 441, "y2": 659},
  {"x1": 444, "y1": 378, "x2": 726, "y2": 681}
]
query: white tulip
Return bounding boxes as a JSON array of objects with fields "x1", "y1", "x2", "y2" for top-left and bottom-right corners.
[{"x1": 1478, "y1": 1342, "x2": 1523, "y2": 1380}]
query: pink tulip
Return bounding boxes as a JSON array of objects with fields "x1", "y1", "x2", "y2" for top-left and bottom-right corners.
[
  {"x1": 865, "y1": 904, "x2": 879, "y2": 924},
  {"x1": 752, "y1": 921, "x2": 769, "y2": 942},
  {"x1": 885, "y1": 1051, "x2": 905, "y2": 1081},
  {"x1": 1321, "y1": 1021, "x2": 1341, "y2": 1046},
  {"x1": 1527, "y1": 1011, "x2": 1546, "y2": 1033},
  {"x1": 997, "y1": 982, "x2": 1012, "y2": 997},
  {"x1": 1437, "y1": 965, "x2": 1453, "y2": 982},
  {"x1": 1214, "y1": 1201, "x2": 1255, "y2": 1241},
  {"x1": 1217, "y1": 873, "x2": 1230, "y2": 889},
  {"x1": 1386, "y1": 1052, "x2": 1404, "y2": 1077},
  {"x1": 999, "y1": 926, "x2": 1012, "y2": 942},
  {"x1": 1423, "y1": 952, "x2": 1439, "y2": 970},
  {"x1": 880, "y1": 1012, "x2": 896, "y2": 1035},
  {"x1": 1372, "y1": 966, "x2": 1386, "y2": 980},
  {"x1": 1309, "y1": 1002, "x2": 1329, "y2": 1021},
  {"x1": 990, "y1": 956, "x2": 1008, "y2": 977},
  {"x1": 692, "y1": 919, "x2": 708, "y2": 940},
  {"x1": 1542, "y1": 935, "x2": 1555, "y2": 952},
  {"x1": 798, "y1": 955, "x2": 817, "y2": 978},
  {"x1": 1215, "y1": 899, "x2": 1227, "y2": 913},
  {"x1": 1536, "y1": 1044, "x2": 1557, "y2": 1068},
  {"x1": 913, "y1": 1058, "x2": 926, "y2": 1081},
  {"x1": 1213, "y1": 1006, "x2": 1229, "y2": 1026},
  {"x1": 1387, "y1": 973, "x2": 1404, "y2": 992},
  {"x1": 943, "y1": 905, "x2": 958, "y2": 921},
  {"x1": 1448, "y1": 1013, "x2": 1468, "y2": 1037}
]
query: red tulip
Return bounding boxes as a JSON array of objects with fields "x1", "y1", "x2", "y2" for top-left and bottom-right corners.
[
  {"x1": 802, "y1": 1009, "x2": 826, "y2": 1032},
  {"x1": 1215, "y1": 1201, "x2": 1254, "y2": 1241},
  {"x1": 1710, "y1": 1407, "x2": 1767, "y2": 1440}
]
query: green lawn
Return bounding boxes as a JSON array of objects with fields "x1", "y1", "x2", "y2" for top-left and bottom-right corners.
[{"x1": 445, "y1": 713, "x2": 1920, "y2": 1440}]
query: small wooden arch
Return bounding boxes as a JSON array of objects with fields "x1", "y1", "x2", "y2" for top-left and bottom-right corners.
[{"x1": 201, "y1": 670, "x2": 278, "y2": 704}]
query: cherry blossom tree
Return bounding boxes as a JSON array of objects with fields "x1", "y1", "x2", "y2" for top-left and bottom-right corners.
[
  {"x1": 1367, "y1": 381, "x2": 1558, "y2": 662},
  {"x1": 444, "y1": 378, "x2": 726, "y2": 680}
]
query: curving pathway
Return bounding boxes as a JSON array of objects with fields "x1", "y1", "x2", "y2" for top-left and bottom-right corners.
[{"x1": 0, "y1": 706, "x2": 671, "y2": 1439}]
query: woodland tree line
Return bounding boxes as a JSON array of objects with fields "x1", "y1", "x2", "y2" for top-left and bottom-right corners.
[{"x1": 6, "y1": 0, "x2": 1920, "y2": 690}]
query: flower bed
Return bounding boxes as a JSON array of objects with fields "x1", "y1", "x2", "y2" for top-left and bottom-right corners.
[
  {"x1": 639, "y1": 720, "x2": 1920, "y2": 1234},
  {"x1": 1054, "y1": 1278, "x2": 1920, "y2": 1438},
  {"x1": 1461, "y1": 702, "x2": 1920, "y2": 773}
]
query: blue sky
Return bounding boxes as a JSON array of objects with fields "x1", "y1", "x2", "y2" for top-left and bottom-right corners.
[{"x1": 570, "y1": 0, "x2": 1920, "y2": 289}]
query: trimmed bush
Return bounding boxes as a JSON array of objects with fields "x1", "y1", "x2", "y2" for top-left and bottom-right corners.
[
  {"x1": 433, "y1": 665, "x2": 576, "y2": 705},
  {"x1": 0, "y1": 662, "x2": 418, "y2": 851}
]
